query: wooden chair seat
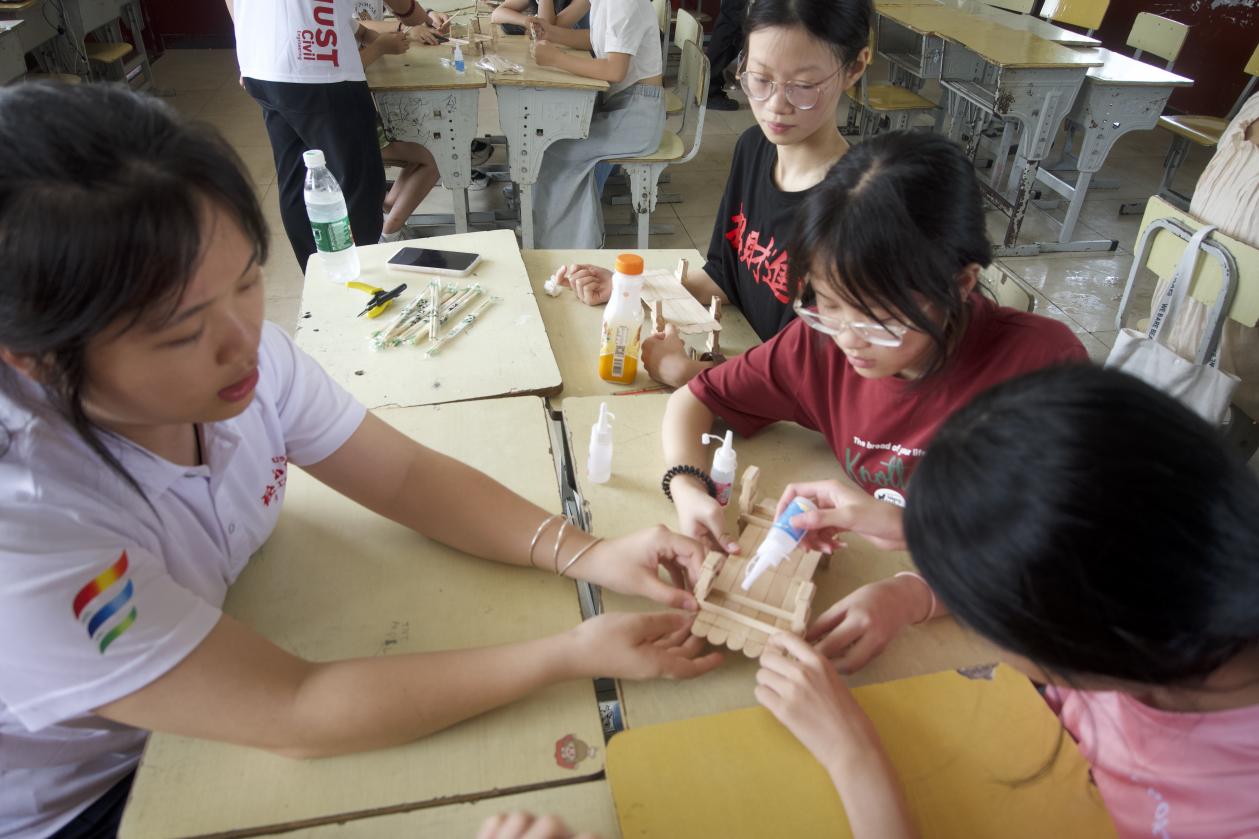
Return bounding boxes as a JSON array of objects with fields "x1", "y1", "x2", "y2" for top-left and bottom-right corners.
[
  {"x1": 1158, "y1": 114, "x2": 1227, "y2": 148},
  {"x1": 609, "y1": 129, "x2": 684, "y2": 165},
  {"x1": 860, "y1": 83, "x2": 937, "y2": 112},
  {"x1": 86, "y1": 42, "x2": 133, "y2": 63},
  {"x1": 23, "y1": 72, "x2": 81, "y2": 84}
]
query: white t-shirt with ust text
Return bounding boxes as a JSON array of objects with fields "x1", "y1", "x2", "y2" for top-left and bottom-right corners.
[{"x1": 234, "y1": 0, "x2": 366, "y2": 84}]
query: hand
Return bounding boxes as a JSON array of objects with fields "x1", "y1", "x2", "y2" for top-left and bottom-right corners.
[
  {"x1": 405, "y1": 23, "x2": 444, "y2": 45},
  {"x1": 526, "y1": 15, "x2": 556, "y2": 41},
  {"x1": 570, "y1": 611, "x2": 724, "y2": 680},
  {"x1": 574, "y1": 525, "x2": 705, "y2": 610},
  {"x1": 375, "y1": 31, "x2": 410, "y2": 55},
  {"x1": 672, "y1": 480, "x2": 740, "y2": 555},
  {"x1": 806, "y1": 576, "x2": 928, "y2": 673},
  {"x1": 556, "y1": 264, "x2": 612, "y2": 305},
  {"x1": 427, "y1": 9, "x2": 450, "y2": 31},
  {"x1": 775, "y1": 480, "x2": 906, "y2": 553},
  {"x1": 641, "y1": 324, "x2": 695, "y2": 388},
  {"x1": 532, "y1": 41, "x2": 560, "y2": 68},
  {"x1": 756, "y1": 633, "x2": 881, "y2": 772},
  {"x1": 477, "y1": 812, "x2": 599, "y2": 839}
]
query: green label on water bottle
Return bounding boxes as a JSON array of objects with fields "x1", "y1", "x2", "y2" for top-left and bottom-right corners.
[{"x1": 310, "y1": 217, "x2": 354, "y2": 253}]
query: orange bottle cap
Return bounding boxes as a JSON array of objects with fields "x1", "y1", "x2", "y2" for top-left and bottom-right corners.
[{"x1": 614, "y1": 253, "x2": 644, "y2": 275}]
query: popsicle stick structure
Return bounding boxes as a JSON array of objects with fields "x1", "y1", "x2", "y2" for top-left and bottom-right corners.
[
  {"x1": 691, "y1": 466, "x2": 827, "y2": 659},
  {"x1": 639, "y1": 258, "x2": 722, "y2": 336}
]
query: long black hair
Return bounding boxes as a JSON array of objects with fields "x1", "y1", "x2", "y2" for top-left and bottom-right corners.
[
  {"x1": 742, "y1": 0, "x2": 871, "y2": 72},
  {"x1": 905, "y1": 365, "x2": 1259, "y2": 686},
  {"x1": 787, "y1": 131, "x2": 992, "y2": 379},
  {"x1": 0, "y1": 83, "x2": 269, "y2": 499}
]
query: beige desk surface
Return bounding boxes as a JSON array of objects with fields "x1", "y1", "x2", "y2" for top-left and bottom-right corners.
[
  {"x1": 486, "y1": 33, "x2": 609, "y2": 90},
  {"x1": 297, "y1": 230, "x2": 562, "y2": 409},
  {"x1": 271, "y1": 780, "x2": 618, "y2": 838},
  {"x1": 524, "y1": 249, "x2": 761, "y2": 400},
  {"x1": 954, "y1": 1, "x2": 1100, "y2": 47},
  {"x1": 1083, "y1": 47, "x2": 1193, "y2": 86},
  {"x1": 879, "y1": 4, "x2": 1102, "y2": 69},
  {"x1": 365, "y1": 40, "x2": 487, "y2": 91},
  {"x1": 121, "y1": 398, "x2": 607, "y2": 839},
  {"x1": 561, "y1": 394, "x2": 1000, "y2": 729}
]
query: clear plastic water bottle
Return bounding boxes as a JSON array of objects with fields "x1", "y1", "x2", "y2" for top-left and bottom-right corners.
[{"x1": 303, "y1": 149, "x2": 360, "y2": 283}]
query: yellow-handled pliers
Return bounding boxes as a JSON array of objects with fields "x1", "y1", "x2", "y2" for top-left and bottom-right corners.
[{"x1": 347, "y1": 281, "x2": 407, "y2": 318}]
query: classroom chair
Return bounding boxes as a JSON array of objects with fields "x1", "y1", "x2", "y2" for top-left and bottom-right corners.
[
  {"x1": 842, "y1": 30, "x2": 936, "y2": 138},
  {"x1": 604, "y1": 40, "x2": 709, "y2": 248},
  {"x1": 980, "y1": 264, "x2": 1036, "y2": 313},
  {"x1": 653, "y1": 0, "x2": 672, "y2": 82},
  {"x1": 665, "y1": 9, "x2": 702, "y2": 119},
  {"x1": 1141, "y1": 42, "x2": 1259, "y2": 212},
  {"x1": 1039, "y1": 0, "x2": 1109, "y2": 36},
  {"x1": 1115, "y1": 195, "x2": 1259, "y2": 459},
  {"x1": 1127, "y1": 13, "x2": 1188, "y2": 71}
]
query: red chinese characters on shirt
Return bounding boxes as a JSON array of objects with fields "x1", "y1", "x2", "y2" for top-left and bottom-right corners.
[
  {"x1": 725, "y1": 203, "x2": 791, "y2": 304},
  {"x1": 297, "y1": 0, "x2": 341, "y2": 66},
  {"x1": 261, "y1": 455, "x2": 288, "y2": 508}
]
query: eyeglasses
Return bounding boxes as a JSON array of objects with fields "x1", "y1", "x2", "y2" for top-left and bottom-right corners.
[
  {"x1": 735, "y1": 56, "x2": 841, "y2": 111},
  {"x1": 792, "y1": 300, "x2": 908, "y2": 347}
]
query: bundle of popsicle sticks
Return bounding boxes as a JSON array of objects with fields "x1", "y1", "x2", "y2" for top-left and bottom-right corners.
[{"x1": 371, "y1": 282, "x2": 488, "y2": 350}]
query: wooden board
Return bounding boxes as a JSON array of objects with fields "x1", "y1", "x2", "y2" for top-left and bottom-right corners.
[
  {"x1": 959, "y1": 2, "x2": 1099, "y2": 47},
  {"x1": 120, "y1": 398, "x2": 606, "y2": 839},
  {"x1": 1085, "y1": 48, "x2": 1192, "y2": 86},
  {"x1": 485, "y1": 33, "x2": 609, "y2": 90},
  {"x1": 606, "y1": 666, "x2": 1118, "y2": 838},
  {"x1": 364, "y1": 40, "x2": 488, "y2": 91},
  {"x1": 879, "y1": 4, "x2": 1102, "y2": 68},
  {"x1": 561, "y1": 394, "x2": 1000, "y2": 729},
  {"x1": 269, "y1": 780, "x2": 618, "y2": 838},
  {"x1": 524, "y1": 249, "x2": 761, "y2": 400},
  {"x1": 297, "y1": 230, "x2": 562, "y2": 408}
]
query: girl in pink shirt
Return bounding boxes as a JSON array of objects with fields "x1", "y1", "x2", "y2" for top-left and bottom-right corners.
[{"x1": 756, "y1": 365, "x2": 1259, "y2": 839}]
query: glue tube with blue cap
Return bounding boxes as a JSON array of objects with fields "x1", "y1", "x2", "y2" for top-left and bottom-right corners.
[{"x1": 741, "y1": 496, "x2": 817, "y2": 590}]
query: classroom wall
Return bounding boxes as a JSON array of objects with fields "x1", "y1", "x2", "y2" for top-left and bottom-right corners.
[
  {"x1": 142, "y1": 0, "x2": 234, "y2": 51},
  {"x1": 1092, "y1": 0, "x2": 1258, "y2": 116}
]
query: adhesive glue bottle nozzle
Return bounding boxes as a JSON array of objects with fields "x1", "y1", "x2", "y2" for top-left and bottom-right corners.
[
  {"x1": 700, "y1": 430, "x2": 737, "y2": 506},
  {"x1": 587, "y1": 402, "x2": 615, "y2": 484},
  {"x1": 741, "y1": 496, "x2": 816, "y2": 590}
]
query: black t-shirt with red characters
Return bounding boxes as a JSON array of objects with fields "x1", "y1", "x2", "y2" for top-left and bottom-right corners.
[{"x1": 703, "y1": 127, "x2": 821, "y2": 342}]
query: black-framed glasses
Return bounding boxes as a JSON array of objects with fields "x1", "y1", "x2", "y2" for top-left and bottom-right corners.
[
  {"x1": 735, "y1": 54, "x2": 842, "y2": 111},
  {"x1": 792, "y1": 300, "x2": 908, "y2": 347}
]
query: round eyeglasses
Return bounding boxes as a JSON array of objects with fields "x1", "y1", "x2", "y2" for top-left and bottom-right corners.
[
  {"x1": 735, "y1": 57, "x2": 841, "y2": 111},
  {"x1": 792, "y1": 300, "x2": 908, "y2": 347}
]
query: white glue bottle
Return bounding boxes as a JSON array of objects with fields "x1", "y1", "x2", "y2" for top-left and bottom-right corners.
[
  {"x1": 741, "y1": 497, "x2": 817, "y2": 590},
  {"x1": 587, "y1": 402, "x2": 614, "y2": 484},
  {"x1": 452, "y1": 43, "x2": 466, "y2": 74},
  {"x1": 701, "y1": 430, "x2": 737, "y2": 506}
]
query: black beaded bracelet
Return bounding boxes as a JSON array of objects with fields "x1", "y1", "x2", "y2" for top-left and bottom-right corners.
[{"x1": 662, "y1": 465, "x2": 717, "y2": 501}]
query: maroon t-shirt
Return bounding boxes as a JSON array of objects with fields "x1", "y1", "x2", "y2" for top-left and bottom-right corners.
[{"x1": 689, "y1": 294, "x2": 1088, "y2": 504}]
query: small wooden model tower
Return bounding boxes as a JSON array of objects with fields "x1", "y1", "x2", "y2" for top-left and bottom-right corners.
[
  {"x1": 640, "y1": 258, "x2": 722, "y2": 349},
  {"x1": 691, "y1": 466, "x2": 827, "y2": 658}
]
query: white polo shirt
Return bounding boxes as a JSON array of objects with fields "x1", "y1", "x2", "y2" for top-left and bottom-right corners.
[
  {"x1": 589, "y1": 0, "x2": 662, "y2": 96},
  {"x1": 0, "y1": 323, "x2": 366, "y2": 838},
  {"x1": 234, "y1": 0, "x2": 366, "y2": 84}
]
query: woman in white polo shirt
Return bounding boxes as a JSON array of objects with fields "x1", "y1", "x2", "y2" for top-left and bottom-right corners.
[{"x1": 0, "y1": 84, "x2": 722, "y2": 839}]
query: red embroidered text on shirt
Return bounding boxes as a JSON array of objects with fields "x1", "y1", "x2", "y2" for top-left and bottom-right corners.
[
  {"x1": 725, "y1": 203, "x2": 791, "y2": 303},
  {"x1": 297, "y1": 0, "x2": 341, "y2": 66},
  {"x1": 261, "y1": 455, "x2": 288, "y2": 508}
]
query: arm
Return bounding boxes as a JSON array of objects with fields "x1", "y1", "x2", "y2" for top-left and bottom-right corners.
[
  {"x1": 97, "y1": 609, "x2": 718, "y2": 759},
  {"x1": 357, "y1": 26, "x2": 409, "y2": 67},
  {"x1": 490, "y1": 0, "x2": 534, "y2": 27},
  {"x1": 684, "y1": 266, "x2": 730, "y2": 306},
  {"x1": 661, "y1": 387, "x2": 741, "y2": 554},
  {"x1": 384, "y1": 0, "x2": 433, "y2": 27},
  {"x1": 534, "y1": 48, "x2": 627, "y2": 82},
  {"x1": 554, "y1": 0, "x2": 590, "y2": 27},
  {"x1": 531, "y1": 24, "x2": 593, "y2": 52}
]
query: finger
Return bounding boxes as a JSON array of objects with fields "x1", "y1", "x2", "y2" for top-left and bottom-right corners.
[
  {"x1": 663, "y1": 323, "x2": 678, "y2": 339},
  {"x1": 767, "y1": 631, "x2": 825, "y2": 666},
  {"x1": 754, "y1": 664, "x2": 794, "y2": 695},
  {"x1": 652, "y1": 623, "x2": 693, "y2": 649},
  {"x1": 661, "y1": 648, "x2": 724, "y2": 680},
  {"x1": 633, "y1": 610, "x2": 693, "y2": 639},
  {"x1": 813, "y1": 615, "x2": 866, "y2": 660},
  {"x1": 698, "y1": 511, "x2": 739, "y2": 555},
  {"x1": 756, "y1": 645, "x2": 808, "y2": 680},
  {"x1": 657, "y1": 558, "x2": 691, "y2": 599},
  {"x1": 773, "y1": 486, "x2": 801, "y2": 518},
  {"x1": 754, "y1": 683, "x2": 784, "y2": 712},
  {"x1": 806, "y1": 601, "x2": 853, "y2": 643},
  {"x1": 789, "y1": 508, "x2": 849, "y2": 535},
  {"x1": 669, "y1": 633, "x2": 709, "y2": 657},
  {"x1": 655, "y1": 529, "x2": 707, "y2": 582},
  {"x1": 495, "y1": 812, "x2": 533, "y2": 838},
  {"x1": 832, "y1": 633, "x2": 882, "y2": 675},
  {"x1": 476, "y1": 813, "x2": 507, "y2": 839},
  {"x1": 522, "y1": 815, "x2": 569, "y2": 839}
]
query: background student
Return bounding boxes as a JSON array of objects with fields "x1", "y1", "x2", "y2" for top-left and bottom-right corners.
[
  {"x1": 663, "y1": 132, "x2": 1087, "y2": 673},
  {"x1": 492, "y1": 0, "x2": 589, "y2": 33},
  {"x1": 557, "y1": 0, "x2": 872, "y2": 386},
  {"x1": 757, "y1": 365, "x2": 1259, "y2": 839},
  {"x1": 0, "y1": 85, "x2": 721, "y2": 839}
]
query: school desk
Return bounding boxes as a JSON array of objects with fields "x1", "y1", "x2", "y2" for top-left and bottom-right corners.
[
  {"x1": 484, "y1": 34, "x2": 610, "y2": 249},
  {"x1": 0, "y1": 0, "x2": 72, "y2": 74},
  {"x1": 560, "y1": 394, "x2": 1000, "y2": 730},
  {"x1": 875, "y1": 4, "x2": 1101, "y2": 257},
  {"x1": 947, "y1": 1, "x2": 1099, "y2": 47},
  {"x1": 524, "y1": 248, "x2": 761, "y2": 401},
  {"x1": 297, "y1": 229, "x2": 562, "y2": 409},
  {"x1": 365, "y1": 41, "x2": 488, "y2": 234},
  {"x1": 119, "y1": 397, "x2": 608, "y2": 839},
  {"x1": 606, "y1": 665, "x2": 1118, "y2": 838},
  {"x1": 0, "y1": 19, "x2": 23, "y2": 82},
  {"x1": 254, "y1": 780, "x2": 618, "y2": 838}
]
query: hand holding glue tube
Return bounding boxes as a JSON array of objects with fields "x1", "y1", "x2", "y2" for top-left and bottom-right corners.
[
  {"x1": 773, "y1": 480, "x2": 909, "y2": 555},
  {"x1": 741, "y1": 497, "x2": 816, "y2": 590}
]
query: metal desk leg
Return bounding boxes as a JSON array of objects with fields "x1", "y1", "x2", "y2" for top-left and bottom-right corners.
[
  {"x1": 494, "y1": 85, "x2": 599, "y2": 249},
  {"x1": 375, "y1": 88, "x2": 481, "y2": 234}
]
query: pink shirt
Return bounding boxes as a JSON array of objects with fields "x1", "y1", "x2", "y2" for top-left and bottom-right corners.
[{"x1": 1046, "y1": 687, "x2": 1259, "y2": 839}]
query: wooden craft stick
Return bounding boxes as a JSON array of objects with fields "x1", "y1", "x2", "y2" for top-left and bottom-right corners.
[
  {"x1": 425, "y1": 296, "x2": 496, "y2": 356},
  {"x1": 428, "y1": 280, "x2": 441, "y2": 343},
  {"x1": 405, "y1": 286, "x2": 481, "y2": 344},
  {"x1": 707, "y1": 297, "x2": 722, "y2": 357}
]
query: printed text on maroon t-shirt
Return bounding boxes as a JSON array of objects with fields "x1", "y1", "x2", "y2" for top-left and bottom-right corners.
[
  {"x1": 298, "y1": 0, "x2": 341, "y2": 67},
  {"x1": 725, "y1": 202, "x2": 791, "y2": 303},
  {"x1": 845, "y1": 436, "x2": 925, "y2": 492}
]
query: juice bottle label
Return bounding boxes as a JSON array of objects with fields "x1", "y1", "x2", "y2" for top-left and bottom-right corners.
[{"x1": 598, "y1": 321, "x2": 642, "y2": 383}]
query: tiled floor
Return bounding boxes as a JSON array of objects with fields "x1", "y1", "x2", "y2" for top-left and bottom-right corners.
[{"x1": 151, "y1": 47, "x2": 1210, "y2": 364}]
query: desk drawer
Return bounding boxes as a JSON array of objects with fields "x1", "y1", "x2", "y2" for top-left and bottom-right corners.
[{"x1": 876, "y1": 16, "x2": 943, "y2": 80}]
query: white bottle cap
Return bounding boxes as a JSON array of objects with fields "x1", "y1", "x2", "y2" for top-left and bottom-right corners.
[
  {"x1": 592, "y1": 402, "x2": 614, "y2": 443},
  {"x1": 702, "y1": 430, "x2": 736, "y2": 475},
  {"x1": 302, "y1": 149, "x2": 326, "y2": 169}
]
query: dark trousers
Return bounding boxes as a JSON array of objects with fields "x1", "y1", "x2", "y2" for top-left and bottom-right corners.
[
  {"x1": 707, "y1": 0, "x2": 745, "y2": 93},
  {"x1": 244, "y1": 78, "x2": 386, "y2": 272},
  {"x1": 52, "y1": 771, "x2": 134, "y2": 839}
]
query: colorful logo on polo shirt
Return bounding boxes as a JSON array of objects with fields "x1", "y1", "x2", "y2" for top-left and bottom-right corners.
[{"x1": 72, "y1": 552, "x2": 138, "y2": 654}]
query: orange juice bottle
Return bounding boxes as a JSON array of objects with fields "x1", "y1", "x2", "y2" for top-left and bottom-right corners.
[{"x1": 597, "y1": 253, "x2": 645, "y2": 384}]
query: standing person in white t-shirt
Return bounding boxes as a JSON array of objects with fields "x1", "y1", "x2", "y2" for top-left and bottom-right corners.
[
  {"x1": 526, "y1": 0, "x2": 664, "y2": 248},
  {"x1": 226, "y1": 0, "x2": 450, "y2": 271},
  {"x1": 0, "y1": 85, "x2": 723, "y2": 839}
]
